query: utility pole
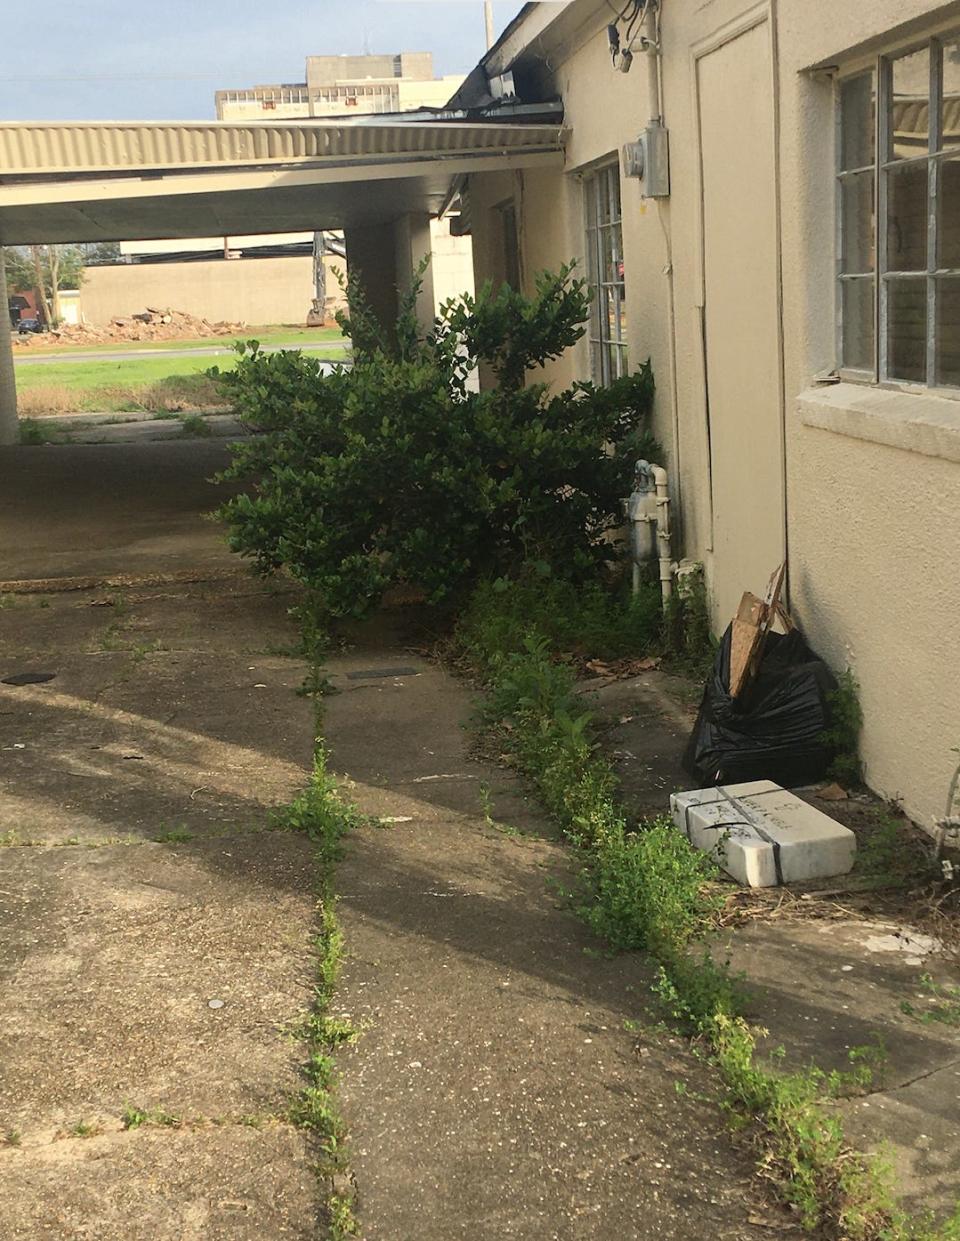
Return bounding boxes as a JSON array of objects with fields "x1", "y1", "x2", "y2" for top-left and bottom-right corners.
[{"x1": 484, "y1": 2, "x2": 495, "y2": 50}]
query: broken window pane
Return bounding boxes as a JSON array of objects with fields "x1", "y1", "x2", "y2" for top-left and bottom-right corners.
[
  {"x1": 841, "y1": 277, "x2": 874, "y2": 371},
  {"x1": 840, "y1": 73, "x2": 875, "y2": 170},
  {"x1": 889, "y1": 46, "x2": 930, "y2": 160},
  {"x1": 886, "y1": 277, "x2": 928, "y2": 381},
  {"x1": 886, "y1": 161, "x2": 929, "y2": 271}
]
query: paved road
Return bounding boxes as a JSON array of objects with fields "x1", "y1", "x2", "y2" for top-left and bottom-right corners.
[
  {"x1": 14, "y1": 340, "x2": 350, "y2": 366},
  {"x1": 0, "y1": 439, "x2": 238, "y2": 580}
]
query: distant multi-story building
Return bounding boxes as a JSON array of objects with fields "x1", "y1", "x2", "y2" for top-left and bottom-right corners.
[
  {"x1": 215, "y1": 52, "x2": 463, "y2": 121},
  {"x1": 83, "y1": 55, "x2": 472, "y2": 329}
]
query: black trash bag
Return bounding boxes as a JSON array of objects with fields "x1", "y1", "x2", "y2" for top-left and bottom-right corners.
[{"x1": 682, "y1": 626, "x2": 838, "y2": 788}]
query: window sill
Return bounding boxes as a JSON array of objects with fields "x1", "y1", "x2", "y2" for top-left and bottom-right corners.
[{"x1": 797, "y1": 383, "x2": 960, "y2": 464}]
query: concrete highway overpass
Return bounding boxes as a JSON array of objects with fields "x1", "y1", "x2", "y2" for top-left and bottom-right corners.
[{"x1": 0, "y1": 117, "x2": 563, "y2": 442}]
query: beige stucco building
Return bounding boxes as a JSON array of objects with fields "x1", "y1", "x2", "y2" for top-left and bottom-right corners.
[{"x1": 459, "y1": 0, "x2": 960, "y2": 832}]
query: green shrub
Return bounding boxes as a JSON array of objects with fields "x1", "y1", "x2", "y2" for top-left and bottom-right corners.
[{"x1": 215, "y1": 264, "x2": 658, "y2": 617}]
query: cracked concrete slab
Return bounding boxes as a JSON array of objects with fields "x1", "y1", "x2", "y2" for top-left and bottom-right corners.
[
  {"x1": 724, "y1": 919, "x2": 960, "y2": 1218},
  {"x1": 323, "y1": 619, "x2": 802, "y2": 1240},
  {"x1": 0, "y1": 442, "x2": 323, "y2": 1238}
]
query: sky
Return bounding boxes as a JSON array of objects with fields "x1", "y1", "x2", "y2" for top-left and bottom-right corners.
[{"x1": 0, "y1": 1, "x2": 519, "y2": 122}]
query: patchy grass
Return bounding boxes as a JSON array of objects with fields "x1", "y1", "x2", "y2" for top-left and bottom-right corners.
[{"x1": 14, "y1": 344, "x2": 348, "y2": 416}]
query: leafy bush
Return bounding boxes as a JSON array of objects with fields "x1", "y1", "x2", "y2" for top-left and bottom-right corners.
[{"x1": 215, "y1": 264, "x2": 657, "y2": 617}]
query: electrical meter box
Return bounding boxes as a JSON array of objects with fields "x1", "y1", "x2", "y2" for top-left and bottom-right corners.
[{"x1": 623, "y1": 123, "x2": 670, "y2": 198}]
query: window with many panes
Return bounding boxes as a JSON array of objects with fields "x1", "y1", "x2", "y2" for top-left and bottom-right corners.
[
  {"x1": 584, "y1": 164, "x2": 628, "y2": 385},
  {"x1": 838, "y1": 34, "x2": 960, "y2": 387}
]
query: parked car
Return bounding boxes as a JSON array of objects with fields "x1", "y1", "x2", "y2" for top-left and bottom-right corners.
[{"x1": 17, "y1": 318, "x2": 44, "y2": 334}]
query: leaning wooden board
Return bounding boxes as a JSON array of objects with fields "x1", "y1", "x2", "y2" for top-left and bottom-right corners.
[{"x1": 728, "y1": 563, "x2": 786, "y2": 698}]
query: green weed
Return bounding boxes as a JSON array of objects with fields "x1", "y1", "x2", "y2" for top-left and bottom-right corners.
[
  {"x1": 460, "y1": 583, "x2": 960, "y2": 1241},
  {"x1": 4, "y1": 1129, "x2": 22, "y2": 1146},
  {"x1": 821, "y1": 669, "x2": 864, "y2": 786},
  {"x1": 153, "y1": 828, "x2": 194, "y2": 844},
  {"x1": 281, "y1": 756, "x2": 362, "y2": 1235},
  {"x1": 179, "y1": 412, "x2": 212, "y2": 438},
  {"x1": 18, "y1": 418, "x2": 58, "y2": 445},
  {"x1": 121, "y1": 1105, "x2": 180, "y2": 1130},
  {"x1": 900, "y1": 974, "x2": 960, "y2": 1027},
  {"x1": 68, "y1": 1119, "x2": 100, "y2": 1138}
]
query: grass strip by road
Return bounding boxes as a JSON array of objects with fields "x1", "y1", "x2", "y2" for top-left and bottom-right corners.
[
  {"x1": 455, "y1": 581, "x2": 960, "y2": 1241},
  {"x1": 14, "y1": 348, "x2": 347, "y2": 415},
  {"x1": 13, "y1": 325, "x2": 346, "y2": 358}
]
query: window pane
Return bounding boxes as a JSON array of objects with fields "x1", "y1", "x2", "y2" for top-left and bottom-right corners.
[
  {"x1": 886, "y1": 277, "x2": 927, "y2": 381},
  {"x1": 841, "y1": 277, "x2": 874, "y2": 371},
  {"x1": 840, "y1": 171, "x2": 874, "y2": 272},
  {"x1": 886, "y1": 161, "x2": 929, "y2": 271},
  {"x1": 597, "y1": 175, "x2": 611, "y2": 226},
  {"x1": 840, "y1": 74, "x2": 875, "y2": 170},
  {"x1": 942, "y1": 39, "x2": 960, "y2": 150},
  {"x1": 889, "y1": 46, "x2": 930, "y2": 160},
  {"x1": 940, "y1": 156, "x2": 960, "y2": 268},
  {"x1": 936, "y1": 277, "x2": 960, "y2": 385}
]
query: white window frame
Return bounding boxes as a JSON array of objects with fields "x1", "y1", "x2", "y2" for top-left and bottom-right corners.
[
  {"x1": 583, "y1": 162, "x2": 628, "y2": 386},
  {"x1": 837, "y1": 32, "x2": 960, "y2": 391}
]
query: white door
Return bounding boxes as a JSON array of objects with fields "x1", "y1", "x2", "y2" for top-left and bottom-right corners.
[{"x1": 697, "y1": 17, "x2": 785, "y2": 624}]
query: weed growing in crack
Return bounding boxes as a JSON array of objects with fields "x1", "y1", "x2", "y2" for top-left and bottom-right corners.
[
  {"x1": 900, "y1": 974, "x2": 960, "y2": 1027},
  {"x1": 121, "y1": 1105, "x2": 180, "y2": 1130},
  {"x1": 153, "y1": 827, "x2": 194, "y2": 844},
  {"x1": 458, "y1": 584, "x2": 960, "y2": 1241},
  {"x1": 67, "y1": 1120, "x2": 101, "y2": 1139},
  {"x1": 275, "y1": 739, "x2": 363, "y2": 1237}
]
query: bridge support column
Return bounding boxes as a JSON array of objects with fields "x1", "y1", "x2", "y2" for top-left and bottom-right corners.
[
  {"x1": 392, "y1": 213, "x2": 436, "y2": 333},
  {"x1": 343, "y1": 213, "x2": 438, "y2": 344},
  {"x1": 0, "y1": 249, "x2": 18, "y2": 445}
]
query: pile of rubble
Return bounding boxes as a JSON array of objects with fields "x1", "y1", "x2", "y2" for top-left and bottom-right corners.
[{"x1": 13, "y1": 307, "x2": 247, "y2": 348}]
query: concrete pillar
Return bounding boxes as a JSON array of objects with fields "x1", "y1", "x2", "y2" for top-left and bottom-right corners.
[
  {"x1": 0, "y1": 249, "x2": 18, "y2": 445},
  {"x1": 343, "y1": 224, "x2": 400, "y2": 342},
  {"x1": 393, "y1": 213, "x2": 436, "y2": 333},
  {"x1": 344, "y1": 214, "x2": 438, "y2": 342}
]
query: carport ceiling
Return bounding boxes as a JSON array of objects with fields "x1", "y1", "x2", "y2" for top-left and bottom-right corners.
[{"x1": 0, "y1": 119, "x2": 563, "y2": 244}]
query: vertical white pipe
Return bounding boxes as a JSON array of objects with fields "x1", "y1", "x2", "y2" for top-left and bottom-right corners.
[
  {"x1": 0, "y1": 248, "x2": 18, "y2": 445},
  {"x1": 651, "y1": 464, "x2": 674, "y2": 604},
  {"x1": 484, "y1": 2, "x2": 496, "y2": 50}
]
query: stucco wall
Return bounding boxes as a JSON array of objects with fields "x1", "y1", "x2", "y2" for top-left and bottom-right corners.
[
  {"x1": 82, "y1": 255, "x2": 319, "y2": 325},
  {"x1": 468, "y1": 0, "x2": 960, "y2": 829}
]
